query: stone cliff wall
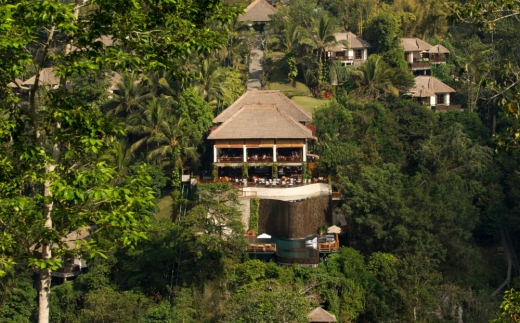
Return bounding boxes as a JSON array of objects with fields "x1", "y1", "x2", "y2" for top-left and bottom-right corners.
[{"x1": 258, "y1": 196, "x2": 331, "y2": 239}]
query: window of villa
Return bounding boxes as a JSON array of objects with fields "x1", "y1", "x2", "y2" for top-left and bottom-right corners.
[
  {"x1": 437, "y1": 94, "x2": 445, "y2": 105},
  {"x1": 355, "y1": 49, "x2": 362, "y2": 59}
]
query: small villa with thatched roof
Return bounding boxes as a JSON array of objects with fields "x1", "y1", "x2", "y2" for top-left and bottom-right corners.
[
  {"x1": 401, "y1": 38, "x2": 450, "y2": 74},
  {"x1": 208, "y1": 89, "x2": 315, "y2": 182},
  {"x1": 20, "y1": 67, "x2": 60, "y2": 89},
  {"x1": 409, "y1": 76, "x2": 461, "y2": 112},
  {"x1": 238, "y1": 0, "x2": 277, "y2": 29},
  {"x1": 326, "y1": 31, "x2": 371, "y2": 66},
  {"x1": 308, "y1": 307, "x2": 337, "y2": 323}
]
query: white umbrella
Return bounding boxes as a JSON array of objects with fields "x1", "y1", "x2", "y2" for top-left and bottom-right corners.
[
  {"x1": 257, "y1": 233, "x2": 271, "y2": 239},
  {"x1": 327, "y1": 225, "x2": 341, "y2": 234}
]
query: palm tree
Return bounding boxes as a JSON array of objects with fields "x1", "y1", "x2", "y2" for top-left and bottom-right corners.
[
  {"x1": 126, "y1": 96, "x2": 173, "y2": 153},
  {"x1": 146, "y1": 70, "x2": 178, "y2": 98},
  {"x1": 190, "y1": 58, "x2": 230, "y2": 107},
  {"x1": 100, "y1": 139, "x2": 133, "y2": 183},
  {"x1": 147, "y1": 116, "x2": 198, "y2": 187},
  {"x1": 103, "y1": 72, "x2": 152, "y2": 117},
  {"x1": 127, "y1": 96, "x2": 197, "y2": 187},
  {"x1": 300, "y1": 15, "x2": 343, "y2": 88},
  {"x1": 347, "y1": 54, "x2": 399, "y2": 101},
  {"x1": 271, "y1": 18, "x2": 307, "y2": 54}
]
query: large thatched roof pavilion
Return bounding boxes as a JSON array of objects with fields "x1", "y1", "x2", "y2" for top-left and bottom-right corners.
[{"x1": 208, "y1": 90, "x2": 315, "y2": 181}]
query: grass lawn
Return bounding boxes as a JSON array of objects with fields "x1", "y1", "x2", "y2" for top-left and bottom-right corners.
[
  {"x1": 291, "y1": 96, "x2": 330, "y2": 113},
  {"x1": 154, "y1": 194, "x2": 173, "y2": 220},
  {"x1": 267, "y1": 81, "x2": 310, "y2": 96}
]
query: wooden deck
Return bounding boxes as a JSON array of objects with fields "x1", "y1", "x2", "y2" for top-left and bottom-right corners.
[
  {"x1": 318, "y1": 240, "x2": 340, "y2": 253},
  {"x1": 246, "y1": 243, "x2": 277, "y2": 253}
]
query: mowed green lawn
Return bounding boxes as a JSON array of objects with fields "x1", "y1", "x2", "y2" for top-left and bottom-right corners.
[
  {"x1": 154, "y1": 194, "x2": 173, "y2": 220},
  {"x1": 291, "y1": 96, "x2": 330, "y2": 113}
]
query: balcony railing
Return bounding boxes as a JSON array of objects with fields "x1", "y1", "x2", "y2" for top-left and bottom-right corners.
[
  {"x1": 408, "y1": 61, "x2": 431, "y2": 69},
  {"x1": 328, "y1": 55, "x2": 355, "y2": 61},
  {"x1": 217, "y1": 156, "x2": 243, "y2": 163},
  {"x1": 429, "y1": 57, "x2": 446, "y2": 63},
  {"x1": 247, "y1": 156, "x2": 274, "y2": 163},
  {"x1": 276, "y1": 156, "x2": 302, "y2": 162},
  {"x1": 435, "y1": 105, "x2": 462, "y2": 112}
]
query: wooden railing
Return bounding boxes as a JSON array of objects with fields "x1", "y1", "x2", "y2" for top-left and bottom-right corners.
[
  {"x1": 408, "y1": 62, "x2": 431, "y2": 69},
  {"x1": 246, "y1": 243, "x2": 277, "y2": 252},
  {"x1": 435, "y1": 105, "x2": 462, "y2": 112},
  {"x1": 276, "y1": 156, "x2": 302, "y2": 162},
  {"x1": 328, "y1": 55, "x2": 355, "y2": 61},
  {"x1": 217, "y1": 156, "x2": 243, "y2": 163},
  {"x1": 318, "y1": 240, "x2": 339, "y2": 252},
  {"x1": 247, "y1": 156, "x2": 273, "y2": 162},
  {"x1": 429, "y1": 57, "x2": 446, "y2": 63}
]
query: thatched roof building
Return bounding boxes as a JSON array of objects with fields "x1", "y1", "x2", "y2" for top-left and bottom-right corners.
[
  {"x1": 238, "y1": 0, "x2": 277, "y2": 22},
  {"x1": 401, "y1": 38, "x2": 433, "y2": 52},
  {"x1": 213, "y1": 90, "x2": 311, "y2": 123},
  {"x1": 411, "y1": 76, "x2": 455, "y2": 95},
  {"x1": 22, "y1": 67, "x2": 60, "y2": 87},
  {"x1": 327, "y1": 31, "x2": 371, "y2": 51},
  {"x1": 208, "y1": 104, "x2": 313, "y2": 140},
  {"x1": 308, "y1": 307, "x2": 337, "y2": 323}
]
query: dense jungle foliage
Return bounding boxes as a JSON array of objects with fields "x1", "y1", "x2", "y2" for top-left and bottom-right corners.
[{"x1": 2, "y1": 0, "x2": 520, "y2": 322}]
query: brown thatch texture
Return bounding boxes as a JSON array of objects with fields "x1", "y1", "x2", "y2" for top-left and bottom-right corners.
[
  {"x1": 412, "y1": 85, "x2": 435, "y2": 98},
  {"x1": 214, "y1": 90, "x2": 312, "y2": 123},
  {"x1": 401, "y1": 37, "x2": 432, "y2": 52},
  {"x1": 429, "y1": 44, "x2": 450, "y2": 54},
  {"x1": 23, "y1": 67, "x2": 60, "y2": 86},
  {"x1": 327, "y1": 31, "x2": 371, "y2": 51},
  {"x1": 238, "y1": 0, "x2": 277, "y2": 22},
  {"x1": 208, "y1": 104, "x2": 313, "y2": 140},
  {"x1": 308, "y1": 307, "x2": 337, "y2": 323},
  {"x1": 411, "y1": 76, "x2": 455, "y2": 95}
]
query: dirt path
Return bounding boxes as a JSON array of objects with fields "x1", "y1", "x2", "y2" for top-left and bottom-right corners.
[{"x1": 247, "y1": 47, "x2": 263, "y2": 89}]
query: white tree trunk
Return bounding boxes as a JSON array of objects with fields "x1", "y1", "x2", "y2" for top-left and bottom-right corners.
[{"x1": 38, "y1": 155, "x2": 57, "y2": 323}]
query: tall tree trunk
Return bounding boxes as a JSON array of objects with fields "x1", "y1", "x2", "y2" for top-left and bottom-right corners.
[{"x1": 38, "y1": 134, "x2": 60, "y2": 323}]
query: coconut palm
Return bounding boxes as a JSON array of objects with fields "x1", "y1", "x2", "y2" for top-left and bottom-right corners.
[
  {"x1": 103, "y1": 72, "x2": 152, "y2": 117},
  {"x1": 302, "y1": 15, "x2": 342, "y2": 63},
  {"x1": 347, "y1": 54, "x2": 399, "y2": 101},
  {"x1": 271, "y1": 18, "x2": 308, "y2": 54},
  {"x1": 299, "y1": 15, "x2": 344, "y2": 88},
  {"x1": 127, "y1": 96, "x2": 197, "y2": 186},
  {"x1": 190, "y1": 58, "x2": 231, "y2": 107},
  {"x1": 100, "y1": 139, "x2": 133, "y2": 182},
  {"x1": 146, "y1": 116, "x2": 198, "y2": 187},
  {"x1": 126, "y1": 96, "x2": 173, "y2": 153},
  {"x1": 146, "y1": 70, "x2": 178, "y2": 98}
]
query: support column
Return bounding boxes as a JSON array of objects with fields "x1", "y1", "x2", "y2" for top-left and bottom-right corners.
[
  {"x1": 243, "y1": 145, "x2": 247, "y2": 163},
  {"x1": 213, "y1": 145, "x2": 217, "y2": 163},
  {"x1": 273, "y1": 144, "x2": 277, "y2": 162},
  {"x1": 303, "y1": 140, "x2": 307, "y2": 162}
]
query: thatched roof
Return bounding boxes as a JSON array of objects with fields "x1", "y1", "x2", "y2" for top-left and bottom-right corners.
[
  {"x1": 401, "y1": 38, "x2": 432, "y2": 52},
  {"x1": 23, "y1": 67, "x2": 60, "y2": 87},
  {"x1": 412, "y1": 85, "x2": 435, "y2": 98},
  {"x1": 108, "y1": 72, "x2": 122, "y2": 91},
  {"x1": 429, "y1": 44, "x2": 450, "y2": 54},
  {"x1": 214, "y1": 90, "x2": 312, "y2": 123},
  {"x1": 208, "y1": 104, "x2": 314, "y2": 140},
  {"x1": 7, "y1": 78, "x2": 26, "y2": 89},
  {"x1": 309, "y1": 307, "x2": 337, "y2": 322},
  {"x1": 32, "y1": 226, "x2": 92, "y2": 253},
  {"x1": 238, "y1": 0, "x2": 277, "y2": 22},
  {"x1": 327, "y1": 225, "x2": 341, "y2": 234},
  {"x1": 328, "y1": 31, "x2": 371, "y2": 51},
  {"x1": 410, "y1": 76, "x2": 455, "y2": 95}
]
